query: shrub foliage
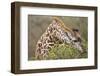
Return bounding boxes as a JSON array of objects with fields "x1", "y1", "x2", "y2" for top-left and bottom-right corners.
[{"x1": 47, "y1": 42, "x2": 87, "y2": 60}]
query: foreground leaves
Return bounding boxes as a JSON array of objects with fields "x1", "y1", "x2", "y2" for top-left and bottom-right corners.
[{"x1": 47, "y1": 43, "x2": 87, "y2": 60}]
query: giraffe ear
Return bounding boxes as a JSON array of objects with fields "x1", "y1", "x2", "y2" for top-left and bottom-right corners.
[
  {"x1": 72, "y1": 28, "x2": 82, "y2": 41},
  {"x1": 72, "y1": 28, "x2": 79, "y2": 32}
]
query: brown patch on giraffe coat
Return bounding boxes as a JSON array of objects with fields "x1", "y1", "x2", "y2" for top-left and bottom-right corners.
[{"x1": 37, "y1": 42, "x2": 42, "y2": 47}]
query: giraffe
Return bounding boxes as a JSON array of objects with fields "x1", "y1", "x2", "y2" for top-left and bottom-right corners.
[{"x1": 35, "y1": 17, "x2": 83, "y2": 60}]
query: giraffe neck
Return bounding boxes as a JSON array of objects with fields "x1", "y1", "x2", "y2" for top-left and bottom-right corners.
[{"x1": 35, "y1": 25, "x2": 57, "y2": 59}]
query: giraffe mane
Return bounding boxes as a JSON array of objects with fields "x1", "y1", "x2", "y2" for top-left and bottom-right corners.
[{"x1": 52, "y1": 16, "x2": 74, "y2": 35}]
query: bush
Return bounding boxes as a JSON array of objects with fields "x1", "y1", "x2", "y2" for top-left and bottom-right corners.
[{"x1": 47, "y1": 43, "x2": 87, "y2": 60}]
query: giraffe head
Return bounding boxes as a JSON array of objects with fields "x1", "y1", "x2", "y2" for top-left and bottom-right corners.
[{"x1": 51, "y1": 17, "x2": 83, "y2": 53}]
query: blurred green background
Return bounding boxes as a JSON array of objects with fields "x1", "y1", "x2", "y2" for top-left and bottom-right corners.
[{"x1": 28, "y1": 15, "x2": 88, "y2": 60}]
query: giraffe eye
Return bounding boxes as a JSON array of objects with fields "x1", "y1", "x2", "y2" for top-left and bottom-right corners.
[
  {"x1": 73, "y1": 40, "x2": 78, "y2": 42},
  {"x1": 77, "y1": 37, "x2": 81, "y2": 42}
]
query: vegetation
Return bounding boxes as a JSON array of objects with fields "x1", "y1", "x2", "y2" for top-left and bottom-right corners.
[
  {"x1": 47, "y1": 41, "x2": 87, "y2": 60},
  {"x1": 30, "y1": 40, "x2": 87, "y2": 60}
]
